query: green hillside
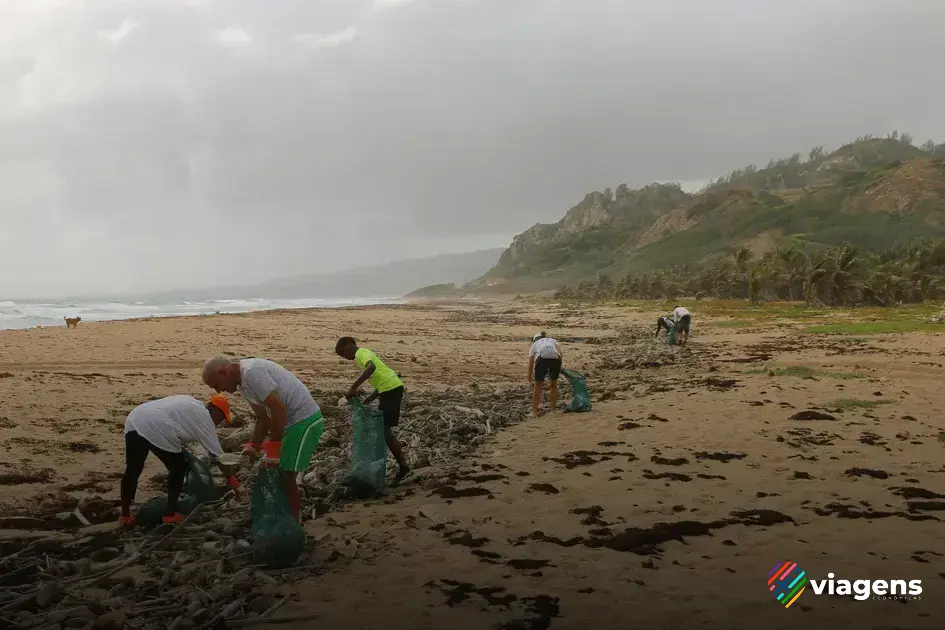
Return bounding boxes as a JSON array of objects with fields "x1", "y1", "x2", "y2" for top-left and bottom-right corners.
[{"x1": 473, "y1": 134, "x2": 945, "y2": 299}]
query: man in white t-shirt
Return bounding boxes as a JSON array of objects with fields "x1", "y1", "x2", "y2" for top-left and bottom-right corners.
[
  {"x1": 672, "y1": 305, "x2": 692, "y2": 344},
  {"x1": 528, "y1": 332, "x2": 563, "y2": 417},
  {"x1": 120, "y1": 394, "x2": 238, "y2": 527},
  {"x1": 202, "y1": 357, "x2": 324, "y2": 522}
]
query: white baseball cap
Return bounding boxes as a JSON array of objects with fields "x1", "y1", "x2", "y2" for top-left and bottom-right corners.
[{"x1": 532, "y1": 332, "x2": 544, "y2": 341}]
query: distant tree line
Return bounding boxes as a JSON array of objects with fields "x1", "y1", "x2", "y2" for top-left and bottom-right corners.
[{"x1": 553, "y1": 238, "x2": 945, "y2": 307}]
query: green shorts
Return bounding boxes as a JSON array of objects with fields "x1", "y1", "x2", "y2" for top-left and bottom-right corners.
[{"x1": 279, "y1": 411, "x2": 324, "y2": 473}]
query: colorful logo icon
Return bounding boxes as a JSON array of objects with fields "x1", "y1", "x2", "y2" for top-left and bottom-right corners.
[{"x1": 769, "y1": 561, "x2": 807, "y2": 608}]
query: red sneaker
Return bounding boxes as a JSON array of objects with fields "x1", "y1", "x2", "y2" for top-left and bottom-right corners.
[
  {"x1": 161, "y1": 513, "x2": 186, "y2": 525},
  {"x1": 117, "y1": 515, "x2": 136, "y2": 527}
]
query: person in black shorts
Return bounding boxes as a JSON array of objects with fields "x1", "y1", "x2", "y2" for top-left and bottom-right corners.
[
  {"x1": 336, "y1": 337, "x2": 411, "y2": 482},
  {"x1": 375, "y1": 385, "x2": 404, "y2": 428},
  {"x1": 528, "y1": 332, "x2": 563, "y2": 417},
  {"x1": 673, "y1": 305, "x2": 692, "y2": 344}
]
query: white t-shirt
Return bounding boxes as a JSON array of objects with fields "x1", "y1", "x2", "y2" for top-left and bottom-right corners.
[
  {"x1": 124, "y1": 395, "x2": 224, "y2": 457},
  {"x1": 528, "y1": 337, "x2": 561, "y2": 360},
  {"x1": 673, "y1": 307, "x2": 691, "y2": 322},
  {"x1": 239, "y1": 358, "x2": 320, "y2": 429}
]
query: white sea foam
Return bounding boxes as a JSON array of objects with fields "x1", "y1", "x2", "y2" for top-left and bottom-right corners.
[{"x1": 0, "y1": 296, "x2": 401, "y2": 330}]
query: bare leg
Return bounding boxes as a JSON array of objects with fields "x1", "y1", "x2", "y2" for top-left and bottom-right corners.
[
  {"x1": 283, "y1": 471, "x2": 301, "y2": 522},
  {"x1": 532, "y1": 381, "x2": 542, "y2": 416},
  {"x1": 549, "y1": 380, "x2": 558, "y2": 412},
  {"x1": 385, "y1": 427, "x2": 410, "y2": 479}
]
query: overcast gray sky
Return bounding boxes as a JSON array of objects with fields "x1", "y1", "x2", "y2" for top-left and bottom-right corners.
[{"x1": 2, "y1": 0, "x2": 944, "y2": 298}]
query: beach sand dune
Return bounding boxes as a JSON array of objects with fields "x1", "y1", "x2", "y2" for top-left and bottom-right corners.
[{"x1": 0, "y1": 301, "x2": 941, "y2": 628}]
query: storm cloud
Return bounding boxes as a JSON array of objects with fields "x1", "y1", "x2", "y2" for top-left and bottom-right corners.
[{"x1": 2, "y1": 0, "x2": 944, "y2": 296}]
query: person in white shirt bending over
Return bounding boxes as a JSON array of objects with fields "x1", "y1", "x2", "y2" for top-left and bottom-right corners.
[
  {"x1": 119, "y1": 394, "x2": 238, "y2": 527},
  {"x1": 673, "y1": 305, "x2": 692, "y2": 345},
  {"x1": 528, "y1": 332, "x2": 563, "y2": 417}
]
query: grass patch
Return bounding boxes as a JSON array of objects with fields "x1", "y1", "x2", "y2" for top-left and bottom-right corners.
[
  {"x1": 746, "y1": 365, "x2": 864, "y2": 380},
  {"x1": 805, "y1": 321, "x2": 945, "y2": 335},
  {"x1": 826, "y1": 398, "x2": 894, "y2": 411},
  {"x1": 938, "y1": 430, "x2": 945, "y2": 445}
]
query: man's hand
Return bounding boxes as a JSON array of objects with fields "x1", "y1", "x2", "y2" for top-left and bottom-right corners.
[
  {"x1": 346, "y1": 386, "x2": 360, "y2": 400},
  {"x1": 261, "y1": 440, "x2": 281, "y2": 468},
  {"x1": 242, "y1": 441, "x2": 259, "y2": 459}
]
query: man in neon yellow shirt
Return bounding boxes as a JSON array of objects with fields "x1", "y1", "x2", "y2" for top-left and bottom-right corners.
[{"x1": 335, "y1": 337, "x2": 410, "y2": 482}]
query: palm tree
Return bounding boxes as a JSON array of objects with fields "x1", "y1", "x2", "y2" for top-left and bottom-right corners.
[
  {"x1": 803, "y1": 252, "x2": 829, "y2": 306},
  {"x1": 733, "y1": 246, "x2": 753, "y2": 272},
  {"x1": 827, "y1": 243, "x2": 859, "y2": 305}
]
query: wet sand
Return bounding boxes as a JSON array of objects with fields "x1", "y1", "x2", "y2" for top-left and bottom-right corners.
[{"x1": 0, "y1": 300, "x2": 942, "y2": 629}]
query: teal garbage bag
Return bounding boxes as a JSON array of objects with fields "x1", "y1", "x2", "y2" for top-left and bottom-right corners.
[
  {"x1": 341, "y1": 398, "x2": 388, "y2": 497},
  {"x1": 667, "y1": 320, "x2": 677, "y2": 346},
  {"x1": 561, "y1": 369, "x2": 592, "y2": 413},
  {"x1": 251, "y1": 466, "x2": 306, "y2": 569}
]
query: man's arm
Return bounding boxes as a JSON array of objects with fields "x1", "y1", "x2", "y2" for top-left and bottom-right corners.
[
  {"x1": 364, "y1": 389, "x2": 380, "y2": 405},
  {"x1": 262, "y1": 393, "x2": 288, "y2": 441},
  {"x1": 528, "y1": 355, "x2": 535, "y2": 383},
  {"x1": 250, "y1": 403, "x2": 270, "y2": 444},
  {"x1": 347, "y1": 361, "x2": 376, "y2": 399}
]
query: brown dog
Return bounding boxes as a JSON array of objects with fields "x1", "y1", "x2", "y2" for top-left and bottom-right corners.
[{"x1": 64, "y1": 317, "x2": 81, "y2": 329}]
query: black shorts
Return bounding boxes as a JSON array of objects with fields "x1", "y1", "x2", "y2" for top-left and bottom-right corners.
[
  {"x1": 677, "y1": 314, "x2": 691, "y2": 334},
  {"x1": 378, "y1": 386, "x2": 404, "y2": 427},
  {"x1": 534, "y1": 357, "x2": 562, "y2": 382}
]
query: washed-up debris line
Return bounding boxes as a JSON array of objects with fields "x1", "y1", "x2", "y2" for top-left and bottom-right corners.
[
  {"x1": 595, "y1": 339, "x2": 696, "y2": 371},
  {"x1": 300, "y1": 385, "x2": 534, "y2": 502}
]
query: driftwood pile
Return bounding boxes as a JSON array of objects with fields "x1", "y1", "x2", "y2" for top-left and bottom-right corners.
[
  {"x1": 0, "y1": 483, "x2": 319, "y2": 630},
  {"x1": 301, "y1": 385, "x2": 535, "y2": 501},
  {"x1": 595, "y1": 338, "x2": 693, "y2": 371},
  {"x1": 0, "y1": 385, "x2": 546, "y2": 629}
]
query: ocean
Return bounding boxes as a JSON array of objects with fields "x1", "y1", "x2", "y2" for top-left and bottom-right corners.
[{"x1": 0, "y1": 297, "x2": 401, "y2": 330}]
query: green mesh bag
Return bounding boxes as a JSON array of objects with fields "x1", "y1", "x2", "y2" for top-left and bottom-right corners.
[
  {"x1": 341, "y1": 398, "x2": 388, "y2": 497},
  {"x1": 134, "y1": 452, "x2": 219, "y2": 525},
  {"x1": 561, "y1": 369, "x2": 592, "y2": 413},
  {"x1": 251, "y1": 466, "x2": 306, "y2": 569},
  {"x1": 663, "y1": 318, "x2": 678, "y2": 346}
]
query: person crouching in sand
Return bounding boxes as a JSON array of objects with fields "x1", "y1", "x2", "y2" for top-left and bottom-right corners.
[
  {"x1": 202, "y1": 357, "x2": 324, "y2": 522},
  {"x1": 335, "y1": 337, "x2": 411, "y2": 483},
  {"x1": 528, "y1": 332, "x2": 562, "y2": 417},
  {"x1": 119, "y1": 394, "x2": 239, "y2": 526},
  {"x1": 673, "y1": 305, "x2": 691, "y2": 344},
  {"x1": 656, "y1": 315, "x2": 675, "y2": 338}
]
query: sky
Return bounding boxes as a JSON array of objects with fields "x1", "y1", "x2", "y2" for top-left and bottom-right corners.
[{"x1": 2, "y1": 0, "x2": 944, "y2": 298}]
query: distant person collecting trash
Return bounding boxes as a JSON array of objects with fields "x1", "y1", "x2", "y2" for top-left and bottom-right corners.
[
  {"x1": 119, "y1": 394, "x2": 239, "y2": 527},
  {"x1": 202, "y1": 357, "x2": 324, "y2": 522},
  {"x1": 335, "y1": 337, "x2": 411, "y2": 483},
  {"x1": 673, "y1": 305, "x2": 691, "y2": 344},
  {"x1": 656, "y1": 316, "x2": 675, "y2": 338},
  {"x1": 528, "y1": 332, "x2": 563, "y2": 417}
]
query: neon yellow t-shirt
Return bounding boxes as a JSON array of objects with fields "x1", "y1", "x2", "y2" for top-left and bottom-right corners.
[{"x1": 355, "y1": 348, "x2": 403, "y2": 393}]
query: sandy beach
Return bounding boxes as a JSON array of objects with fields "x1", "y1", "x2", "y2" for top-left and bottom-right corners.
[{"x1": 1, "y1": 300, "x2": 943, "y2": 629}]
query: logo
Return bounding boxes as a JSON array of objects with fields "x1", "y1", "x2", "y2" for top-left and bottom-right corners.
[
  {"x1": 768, "y1": 563, "x2": 924, "y2": 606},
  {"x1": 769, "y1": 561, "x2": 807, "y2": 608}
]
